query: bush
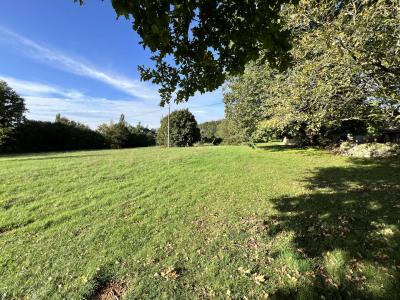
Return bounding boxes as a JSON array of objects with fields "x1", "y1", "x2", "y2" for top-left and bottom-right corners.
[
  {"x1": 338, "y1": 142, "x2": 400, "y2": 158},
  {"x1": 157, "y1": 109, "x2": 200, "y2": 147}
]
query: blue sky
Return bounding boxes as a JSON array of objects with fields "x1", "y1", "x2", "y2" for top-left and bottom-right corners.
[{"x1": 0, "y1": 0, "x2": 224, "y2": 128}]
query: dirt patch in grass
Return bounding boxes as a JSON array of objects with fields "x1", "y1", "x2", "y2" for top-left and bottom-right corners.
[{"x1": 90, "y1": 281, "x2": 128, "y2": 300}]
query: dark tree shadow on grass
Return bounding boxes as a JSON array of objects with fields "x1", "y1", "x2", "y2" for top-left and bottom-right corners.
[
  {"x1": 0, "y1": 153, "x2": 110, "y2": 162},
  {"x1": 266, "y1": 158, "x2": 400, "y2": 299},
  {"x1": 257, "y1": 144, "x2": 306, "y2": 152}
]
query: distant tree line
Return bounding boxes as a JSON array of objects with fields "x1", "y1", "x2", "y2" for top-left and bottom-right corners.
[
  {"x1": 98, "y1": 114, "x2": 156, "y2": 149},
  {"x1": 156, "y1": 109, "x2": 232, "y2": 147},
  {"x1": 198, "y1": 120, "x2": 230, "y2": 145},
  {"x1": 7, "y1": 117, "x2": 106, "y2": 152},
  {"x1": 1, "y1": 80, "x2": 238, "y2": 152},
  {"x1": 0, "y1": 80, "x2": 156, "y2": 152},
  {"x1": 1, "y1": 113, "x2": 156, "y2": 153}
]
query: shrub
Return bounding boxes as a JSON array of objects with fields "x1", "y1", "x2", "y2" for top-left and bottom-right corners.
[{"x1": 157, "y1": 109, "x2": 200, "y2": 147}]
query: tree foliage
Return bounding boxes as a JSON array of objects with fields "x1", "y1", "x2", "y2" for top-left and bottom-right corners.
[
  {"x1": 0, "y1": 81, "x2": 26, "y2": 145},
  {"x1": 1, "y1": 113, "x2": 156, "y2": 153},
  {"x1": 77, "y1": 0, "x2": 295, "y2": 105},
  {"x1": 224, "y1": 62, "x2": 278, "y2": 143},
  {"x1": 4, "y1": 118, "x2": 106, "y2": 152},
  {"x1": 97, "y1": 114, "x2": 156, "y2": 149},
  {"x1": 198, "y1": 120, "x2": 224, "y2": 144},
  {"x1": 224, "y1": 0, "x2": 400, "y2": 145},
  {"x1": 97, "y1": 114, "x2": 131, "y2": 149},
  {"x1": 129, "y1": 122, "x2": 157, "y2": 147},
  {"x1": 157, "y1": 109, "x2": 200, "y2": 146}
]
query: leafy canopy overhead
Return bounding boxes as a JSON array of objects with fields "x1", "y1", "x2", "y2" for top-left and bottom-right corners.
[{"x1": 77, "y1": 0, "x2": 295, "y2": 105}]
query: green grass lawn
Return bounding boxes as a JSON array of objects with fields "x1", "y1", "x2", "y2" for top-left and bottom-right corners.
[{"x1": 0, "y1": 145, "x2": 399, "y2": 299}]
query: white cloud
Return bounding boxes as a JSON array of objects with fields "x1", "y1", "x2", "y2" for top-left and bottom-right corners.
[
  {"x1": 1, "y1": 76, "x2": 224, "y2": 128},
  {"x1": 0, "y1": 26, "x2": 158, "y2": 99},
  {"x1": 24, "y1": 95, "x2": 165, "y2": 128},
  {"x1": 0, "y1": 26, "x2": 224, "y2": 127},
  {"x1": 0, "y1": 75, "x2": 162, "y2": 128},
  {"x1": 0, "y1": 75, "x2": 85, "y2": 99}
]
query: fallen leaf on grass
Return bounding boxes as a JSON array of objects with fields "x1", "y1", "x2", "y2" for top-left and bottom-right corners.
[
  {"x1": 253, "y1": 274, "x2": 266, "y2": 285},
  {"x1": 161, "y1": 266, "x2": 180, "y2": 280},
  {"x1": 238, "y1": 267, "x2": 251, "y2": 275}
]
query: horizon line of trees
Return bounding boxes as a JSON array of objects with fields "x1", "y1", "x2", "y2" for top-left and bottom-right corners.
[
  {"x1": 1, "y1": 80, "x2": 232, "y2": 153},
  {"x1": 153, "y1": 109, "x2": 230, "y2": 147},
  {"x1": 0, "y1": 80, "x2": 158, "y2": 152},
  {"x1": 1, "y1": 113, "x2": 157, "y2": 152}
]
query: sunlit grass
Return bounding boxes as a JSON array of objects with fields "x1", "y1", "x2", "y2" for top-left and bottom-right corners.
[{"x1": 0, "y1": 145, "x2": 399, "y2": 299}]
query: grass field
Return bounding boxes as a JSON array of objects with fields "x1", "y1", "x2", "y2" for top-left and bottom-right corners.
[{"x1": 0, "y1": 145, "x2": 399, "y2": 299}]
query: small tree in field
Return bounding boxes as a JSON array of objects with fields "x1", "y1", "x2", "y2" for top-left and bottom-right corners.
[
  {"x1": 157, "y1": 109, "x2": 200, "y2": 147},
  {"x1": 0, "y1": 81, "x2": 26, "y2": 145}
]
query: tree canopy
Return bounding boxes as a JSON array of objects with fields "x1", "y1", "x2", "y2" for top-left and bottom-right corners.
[
  {"x1": 224, "y1": 0, "x2": 400, "y2": 145},
  {"x1": 0, "y1": 81, "x2": 26, "y2": 145},
  {"x1": 224, "y1": 62, "x2": 278, "y2": 143},
  {"x1": 97, "y1": 114, "x2": 156, "y2": 149},
  {"x1": 157, "y1": 109, "x2": 200, "y2": 146},
  {"x1": 198, "y1": 120, "x2": 224, "y2": 144},
  {"x1": 77, "y1": 0, "x2": 296, "y2": 105}
]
